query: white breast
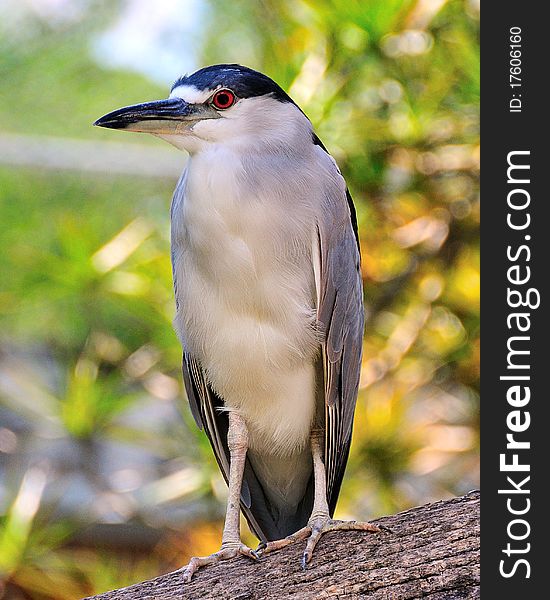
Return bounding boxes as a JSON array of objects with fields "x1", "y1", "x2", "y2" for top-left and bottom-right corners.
[{"x1": 171, "y1": 145, "x2": 322, "y2": 455}]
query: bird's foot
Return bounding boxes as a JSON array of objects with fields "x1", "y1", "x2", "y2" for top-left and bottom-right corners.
[
  {"x1": 180, "y1": 542, "x2": 259, "y2": 582},
  {"x1": 300, "y1": 516, "x2": 388, "y2": 569},
  {"x1": 259, "y1": 515, "x2": 389, "y2": 569}
]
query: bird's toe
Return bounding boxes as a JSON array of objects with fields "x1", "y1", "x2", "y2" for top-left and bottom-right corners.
[
  {"x1": 179, "y1": 542, "x2": 258, "y2": 583},
  {"x1": 239, "y1": 543, "x2": 261, "y2": 561}
]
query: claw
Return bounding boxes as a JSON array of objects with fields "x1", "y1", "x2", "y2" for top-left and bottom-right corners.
[
  {"x1": 254, "y1": 540, "x2": 267, "y2": 558},
  {"x1": 379, "y1": 524, "x2": 393, "y2": 534},
  {"x1": 182, "y1": 560, "x2": 199, "y2": 584},
  {"x1": 239, "y1": 544, "x2": 259, "y2": 560},
  {"x1": 301, "y1": 552, "x2": 309, "y2": 570}
]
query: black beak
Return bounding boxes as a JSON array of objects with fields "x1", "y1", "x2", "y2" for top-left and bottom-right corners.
[{"x1": 93, "y1": 98, "x2": 196, "y2": 132}]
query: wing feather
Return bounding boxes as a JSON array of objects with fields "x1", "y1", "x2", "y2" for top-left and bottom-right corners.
[{"x1": 316, "y1": 174, "x2": 364, "y2": 516}]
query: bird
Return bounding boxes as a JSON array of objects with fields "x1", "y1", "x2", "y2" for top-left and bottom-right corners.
[{"x1": 94, "y1": 64, "x2": 385, "y2": 581}]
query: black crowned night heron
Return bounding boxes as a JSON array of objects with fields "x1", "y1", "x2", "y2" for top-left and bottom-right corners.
[{"x1": 94, "y1": 64, "x2": 386, "y2": 582}]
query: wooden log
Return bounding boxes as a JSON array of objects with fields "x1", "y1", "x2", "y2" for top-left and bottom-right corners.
[{"x1": 85, "y1": 490, "x2": 480, "y2": 600}]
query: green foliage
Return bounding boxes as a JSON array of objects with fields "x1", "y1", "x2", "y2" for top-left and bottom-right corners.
[{"x1": 0, "y1": 0, "x2": 478, "y2": 596}]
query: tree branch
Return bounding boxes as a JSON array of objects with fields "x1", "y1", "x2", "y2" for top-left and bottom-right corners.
[{"x1": 85, "y1": 490, "x2": 479, "y2": 600}]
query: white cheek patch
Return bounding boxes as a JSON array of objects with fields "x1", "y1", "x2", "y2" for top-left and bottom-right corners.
[{"x1": 170, "y1": 84, "x2": 216, "y2": 104}]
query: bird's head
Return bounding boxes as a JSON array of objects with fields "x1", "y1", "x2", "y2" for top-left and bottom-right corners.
[{"x1": 94, "y1": 64, "x2": 311, "y2": 154}]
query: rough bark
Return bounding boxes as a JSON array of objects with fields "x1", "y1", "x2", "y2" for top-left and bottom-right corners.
[{"x1": 85, "y1": 490, "x2": 479, "y2": 600}]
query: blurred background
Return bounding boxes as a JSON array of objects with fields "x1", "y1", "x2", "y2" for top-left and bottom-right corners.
[{"x1": 0, "y1": 0, "x2": 479, "y2": 597}]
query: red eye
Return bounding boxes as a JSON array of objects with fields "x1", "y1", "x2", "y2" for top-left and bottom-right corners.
[{"x1": 212, "y1": 89, "x2": 236, "y2": 109}]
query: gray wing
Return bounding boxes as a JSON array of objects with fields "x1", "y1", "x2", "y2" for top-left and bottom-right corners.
[{"x1": 317, "y1": 180, "x2": 364, "y2": 516}]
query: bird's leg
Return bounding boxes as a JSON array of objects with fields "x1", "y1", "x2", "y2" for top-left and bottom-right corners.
[
  {"x1": 300, "y1": 429, "x2": 384, "y2": 566},
  {"x1": 181, "y1": 412, "x2": 258, "y2": 583},
  {"x1": 260, "y1": 429, "x2": 386, "y2": 568}
]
